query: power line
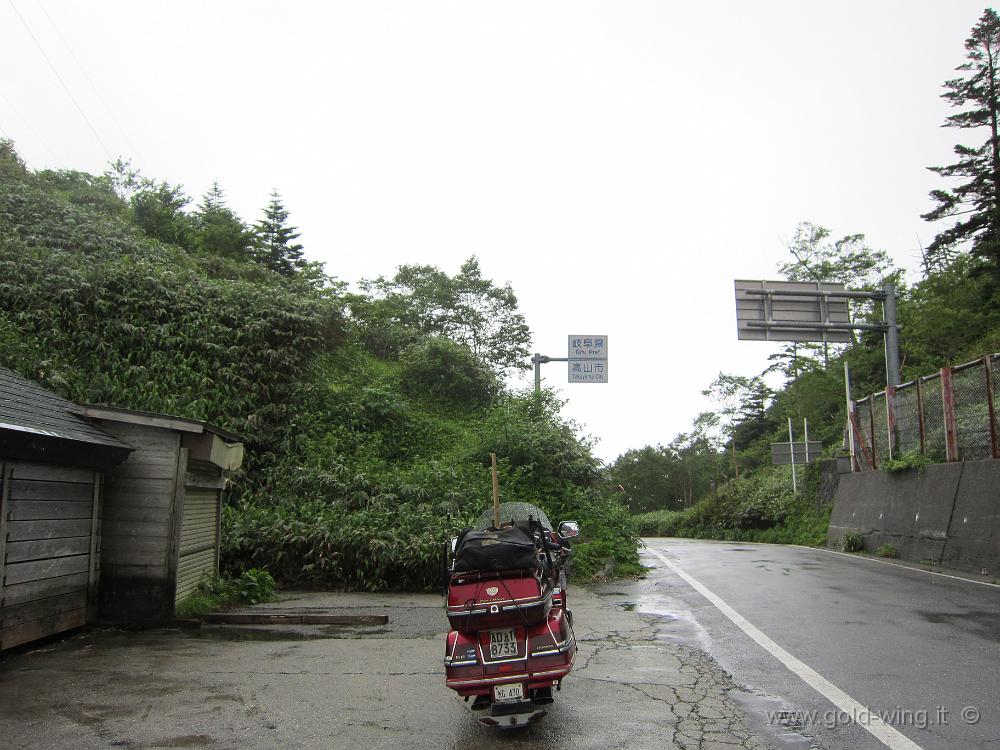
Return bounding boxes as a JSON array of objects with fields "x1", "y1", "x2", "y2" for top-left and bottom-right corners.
[
  {"x1": 34, "y1": 0, "x2": 141, "y2": 162},
  {"x1": 7, "y1": 0, "x2": 112, "y2": 161}
]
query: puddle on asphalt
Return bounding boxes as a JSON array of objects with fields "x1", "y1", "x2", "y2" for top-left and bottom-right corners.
[
  {"x1": 606, "y1": 596, "x2": 709, "y2": 649},
  {"x1": 598, "y1": 558, "x2": 713, "y2": 652},
  {"x1": 729, "y1": 690, "x2": 820, "y2": 749},
  {"x1": 915, "y1": 609, "x2": 1000, "y2": 639},
  {"x1": 144, "y1": 736, "x2": 213, "y2": 748},
  {"x1": 187, "y1": 625, "x2": 387, "y2": 642}
]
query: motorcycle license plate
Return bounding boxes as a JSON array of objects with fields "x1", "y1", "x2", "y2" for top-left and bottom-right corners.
[
  {"x1": 493, "y1": 683, "x2": 524, "y2": 702},
  {"x1": 489, "y1": 628, "x2": 518, "y2": 659}
]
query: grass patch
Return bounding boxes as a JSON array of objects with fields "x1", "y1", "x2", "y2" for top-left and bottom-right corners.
[
  {"x1": 175, "y1": 568, "x2": 277, "y2": 617},
  {"x1": 880, "y1": 451, "x2": 933, "y2": 474},
  {"x1": 841, "y1": 532, "x2": 864, "y2": 552}
]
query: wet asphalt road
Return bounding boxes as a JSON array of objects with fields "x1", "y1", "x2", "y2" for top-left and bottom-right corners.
[{"x1": 634, "y1": 539, "x2": 1000, "y2": 750}]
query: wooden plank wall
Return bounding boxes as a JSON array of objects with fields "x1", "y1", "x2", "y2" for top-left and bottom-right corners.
[
  {"x1": 100, "y1": 424, "x2": 180, "y2": 579},
  {"x1": 0, "y1": 461, "x2": 99, "y2": 650},
  {"x1": 174, "y1": 460, "x2": 223, "y2": 604},
  {"x1": 98, "y1": 423, "x2": 181, "y2": 619}
]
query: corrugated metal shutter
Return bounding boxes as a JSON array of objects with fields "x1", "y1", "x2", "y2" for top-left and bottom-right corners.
[
  {"x1": 0, "y1": 462, "x2": 99, "y2": 650},
  {"x1": 174, "y1": 486, "x2": 219, "y2": 604}
]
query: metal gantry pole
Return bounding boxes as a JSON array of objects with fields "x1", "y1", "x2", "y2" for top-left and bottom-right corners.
[
  {"x1": 845, "y1": 361, "x2": 857, "y2": 471},
  {"x1": 883, "y1": 282, "x2": 901, "y2": 387},
  {"x1": 788, "y1": 417, "x2": 797, "y2": 494},
  {"x1": 532, "y1": 354, "x2": 567, "y2": 395}
]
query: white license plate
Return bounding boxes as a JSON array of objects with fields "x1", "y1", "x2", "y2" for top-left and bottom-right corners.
[
  {"x1": 489, "y1": 628, "x2": 518, "y2": 659},
  {"x1": 493, "y1": 683, "x2": 524, "y2": 702}
]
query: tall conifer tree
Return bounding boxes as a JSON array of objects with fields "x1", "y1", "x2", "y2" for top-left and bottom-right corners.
[
  {"x1": 253, "y1": 189, "x2": 305, "y2": 276},
  {"x1": 924, "y1": 8, "x2": 1000, "y2": 290},
  {"x1": 193, "y1": 181, "x2": 253, "y2": 261}
]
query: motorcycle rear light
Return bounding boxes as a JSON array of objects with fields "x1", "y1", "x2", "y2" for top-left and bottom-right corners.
[{"x1": 444, "y1": 630, "x2": 480, "y2": 666}]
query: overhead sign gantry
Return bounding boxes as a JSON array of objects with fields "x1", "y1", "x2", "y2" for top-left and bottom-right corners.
[{"x1": 733, "y1": 279, "x2": 900, "y2": 387}]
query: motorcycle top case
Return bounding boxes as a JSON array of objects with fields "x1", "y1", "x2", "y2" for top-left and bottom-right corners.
[
  {"x1": 447, "y1": 572, "x2": 553, "y2": 631},
  {"x1": 452, "y1": 524, "x2": 540, "y2": 574}
]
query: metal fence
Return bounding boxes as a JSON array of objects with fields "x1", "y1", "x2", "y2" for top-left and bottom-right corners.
[{"x1": 851, "y1": 353, "x2": 1000, "y2": 470}]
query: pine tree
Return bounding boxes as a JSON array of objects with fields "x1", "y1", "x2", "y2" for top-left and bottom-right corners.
[
  {"x1": 193, "y1": 181, "x2": 253, "y2": 261},
  {"x1": 253, "y1": 189, "x2": 305, "y2": 276},
  {"x1": 923, "y1": 9, "x2": 1000, "y2": 288},
  {"x1": 200, "y1": 180, "x2": 226, "y2": 212}
]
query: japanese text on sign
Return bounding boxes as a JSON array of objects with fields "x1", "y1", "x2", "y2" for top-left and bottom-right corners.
[
  {"x1": 568, "y1": 335, "x2": 608, "y2": 360},
  {"x1": 567, "y1": 335, "x2": 608, "y2": 383},
  {"x1": 568, "y1": 360, "x2": 608, "y2": 383}
]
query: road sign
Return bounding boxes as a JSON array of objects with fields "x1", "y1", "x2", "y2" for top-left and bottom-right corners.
[
  {"x1": 735, "y1": 280, "x2": 852, "y2": 343},
  {"x1": 569, "y1": 360, "x2": 608, "y2": 383},
  {"x1": 568, "y1": 335, "x2": 608, "y2": 383},
  {"x1": 568, "y1": 335, "x2": 607, "y2": 359},
  {"x1": 771, "y1": 441, "x2": 823, "y2": 465}
]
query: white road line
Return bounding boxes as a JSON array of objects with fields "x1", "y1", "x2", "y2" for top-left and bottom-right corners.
[{"x1": 647, "y1": 548, "x2": 926, "y2": 750}]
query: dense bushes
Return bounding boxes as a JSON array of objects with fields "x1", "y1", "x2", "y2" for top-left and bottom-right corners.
[
  {"x1": 222, "y1": 354, "x2": 641, "y2": 587},
  {"x1": 223, "y1": 499, "x2": 455, "y2": 590},
  {"x1": 399, "y1": 337, "x2": 499, "y2": 406},
  {"x1": 633, "y1": 464, "x2": 831, "y2": 547}
]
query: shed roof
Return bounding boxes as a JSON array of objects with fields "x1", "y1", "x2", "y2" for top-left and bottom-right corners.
[
  {"x1": 0, "y1": 367, "x2": 132, "y2": 465},
  {"x1": 82, "y1": 405, "x2": 242, "y2": 443}
]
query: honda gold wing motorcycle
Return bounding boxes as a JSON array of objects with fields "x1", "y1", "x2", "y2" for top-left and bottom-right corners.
[{"x1": 443, "y1": 501, "x2": 579, "y2": 728}]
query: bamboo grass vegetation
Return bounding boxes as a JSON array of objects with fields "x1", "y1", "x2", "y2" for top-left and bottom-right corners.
[{"x1": 0, "y1": 142, "x2": 639, "y2": 589}]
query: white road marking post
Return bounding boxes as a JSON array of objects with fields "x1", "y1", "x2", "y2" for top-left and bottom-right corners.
[{"x1": 647, "y1": 548, "x2": 926, "y2": 750}]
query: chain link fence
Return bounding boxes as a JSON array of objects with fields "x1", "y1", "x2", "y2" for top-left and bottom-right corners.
[{"x1": 851, "y1": 354, "x2": 1000, "y2": 470}]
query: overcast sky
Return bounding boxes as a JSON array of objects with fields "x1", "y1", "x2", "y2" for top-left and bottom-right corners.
[{"x1": 1, "y1": 1, "x2": 991, "y2": 462}]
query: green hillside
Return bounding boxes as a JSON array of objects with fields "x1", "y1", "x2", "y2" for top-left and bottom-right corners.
[{"x1": 0, "y1": 142, "x2": 638, "y2": 589}]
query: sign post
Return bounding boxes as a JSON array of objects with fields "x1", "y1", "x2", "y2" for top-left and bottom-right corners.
[
  {"x1": 788, "y1": 418, "x2": 797, "y2": 494},
  {"x1": 532, "y1": 334, "x2": 609, "y2": 393}
]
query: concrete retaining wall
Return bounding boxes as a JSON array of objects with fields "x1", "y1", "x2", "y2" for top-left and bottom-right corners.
[{"x1": 827, "y1": 460, "x2": 1000, "y2": 577}]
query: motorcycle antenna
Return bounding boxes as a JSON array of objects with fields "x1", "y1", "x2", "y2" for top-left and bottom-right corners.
[{"x1": 490, "y1": 452, "x2": 500, "y2": 529}]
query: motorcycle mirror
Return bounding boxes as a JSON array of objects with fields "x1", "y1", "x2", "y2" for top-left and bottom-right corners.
[{"x1": 557, "y1": 521, "x2": 580, "y2": 539}]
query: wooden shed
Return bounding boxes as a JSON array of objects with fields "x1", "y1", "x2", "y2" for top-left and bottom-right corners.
[
  {"x1": 0, "y1": 368, "x2": 131, "y2": 650},
  {"x1": 82, "y1": 406, "x2": 243, "y2": 619}
]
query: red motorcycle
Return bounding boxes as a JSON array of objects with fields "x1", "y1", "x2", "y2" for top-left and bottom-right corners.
[{"x1": 444, "y1": 502, "x2": 579, "y2": 728}]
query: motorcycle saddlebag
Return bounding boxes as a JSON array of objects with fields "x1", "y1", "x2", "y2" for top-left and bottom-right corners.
[{"x1": 453, "y1": 525, "x2": 539, "y2": 574}]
